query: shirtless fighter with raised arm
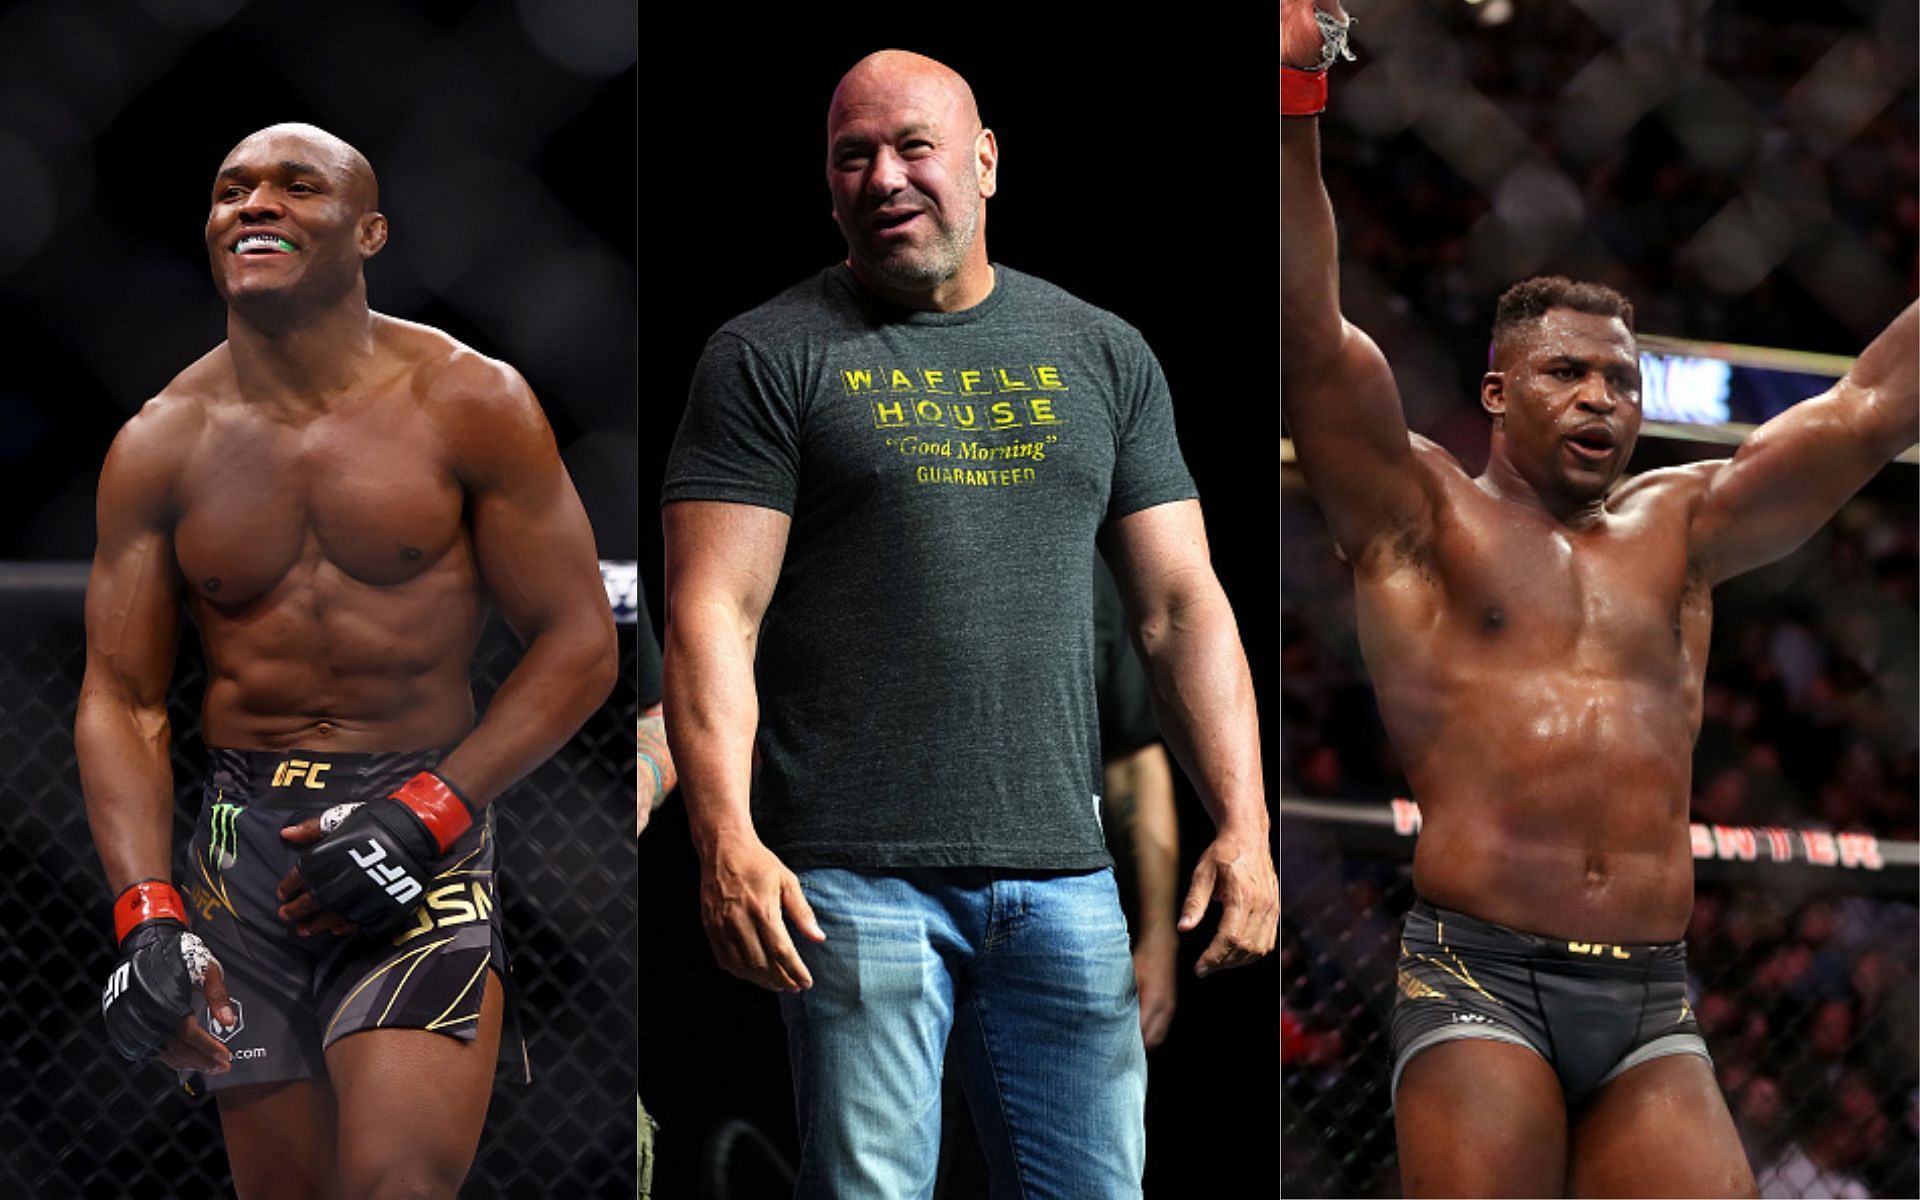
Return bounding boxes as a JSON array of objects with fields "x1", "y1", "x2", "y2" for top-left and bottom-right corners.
[
  {"x1": 1282, "y1": 4, "x2": 1917, "y2": 1196},
  {"x1": 79, "y1": 123, "x2": 616, "y2": 1198}
]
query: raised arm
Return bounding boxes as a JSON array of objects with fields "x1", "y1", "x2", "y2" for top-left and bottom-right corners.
[
  {"x1": 1099, "y1": 500, "x2": 1275, "y2": 976},
  {"x1": 1690, "y1": 300, "x2": 1918, "y2": 585},
  {"x1": 1280, "y1": 0, "x2": 1431, "y2": 563},
  {"x1": 433, "y1": 361, "x2": 619, "y2": 805},
  {"x1": 663, "y1": 499, "x2": 824, "y2": 992}
]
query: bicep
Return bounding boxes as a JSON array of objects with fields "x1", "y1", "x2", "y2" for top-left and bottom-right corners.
[
  {"x1": 1098, "y1": 500, "x2": 1224, "y2": 638},
  {"x1": 662, "y1": 500, "x2": 791, "y2": 636},
  {"x1": 81, "y1": 424, "x2": 184, "y2": 708},
  {"x1": 459, "y1": 384, "x2": 609, "y2": 639},
  {"x1": 1692, "y1": 384, "x2": 1895, "y2": 584},
  {"x1": 1281, "y1": 321, "x2": 1430, "y2": 558}
]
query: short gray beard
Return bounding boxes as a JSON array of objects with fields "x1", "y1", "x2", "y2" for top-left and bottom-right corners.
[{"x1": 859, "y1": 196, "x2": 979, "y2": 293}]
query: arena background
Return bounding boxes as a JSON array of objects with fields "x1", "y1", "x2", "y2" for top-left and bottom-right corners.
[
  {"x1": 0, "y1": 1, "x2": 640, "y2": 1196},
  {"x1": 1281, "y1": 1, "x2": 1918, "y2": 1197},
  {"x1": 638, "y1": 16, "x2": 1282, "y2": 1199}
]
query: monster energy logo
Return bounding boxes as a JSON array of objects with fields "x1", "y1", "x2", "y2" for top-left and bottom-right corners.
[{"x1": 210, "y1": 800, "x2": 244, "y2": 870}]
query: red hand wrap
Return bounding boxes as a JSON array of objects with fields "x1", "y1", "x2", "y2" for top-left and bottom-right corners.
[
  {"x1": 113, "y1": 879, "x2": 187, "y2": 944},
  {"x1": 1282, "y1": 67, "x2": 1328, "y2": 117},
  {"x1": 392, "y1": 771, "x2": 474, "y2": 854}
]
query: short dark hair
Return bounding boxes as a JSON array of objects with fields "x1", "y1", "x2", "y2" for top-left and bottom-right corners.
[{"x1": 1490, "y1": 276, "x2": 1635, "y2": 366}]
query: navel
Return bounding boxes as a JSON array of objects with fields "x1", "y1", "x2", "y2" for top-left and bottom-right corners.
[{"x1": 316, "y1": 722, "x2": 335, "y2": 739}]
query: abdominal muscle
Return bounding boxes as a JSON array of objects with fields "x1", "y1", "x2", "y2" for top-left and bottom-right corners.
[
  {"x1": 194, "y1": 555, "x2": 487, "y2": 753},
  {"x1": 1389, "y1": 670, "x2": 1700, "y2": 943}
]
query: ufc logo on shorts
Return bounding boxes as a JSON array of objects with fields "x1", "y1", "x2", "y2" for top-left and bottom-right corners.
[
  {"x1": 349, "y1": 841, "x2": 423, "y2": 905},
  {"x1": 102, "y1": 962, "x2": 131, "y2": 1012},
  {"x1": 271, "y1": 759, "x2": 332, "y2": 789}
]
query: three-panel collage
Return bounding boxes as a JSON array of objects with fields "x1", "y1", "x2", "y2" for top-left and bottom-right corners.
[{"x1": 0, "y1": 2, "x2": 1912, "y2": 1198}]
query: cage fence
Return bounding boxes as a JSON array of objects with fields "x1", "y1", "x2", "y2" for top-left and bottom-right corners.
[{"x1": 0, "y1": 561, "x2": 639, "y2": 1198}]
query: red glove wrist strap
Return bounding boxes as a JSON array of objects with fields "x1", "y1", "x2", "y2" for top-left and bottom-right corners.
[
  {"x1": 393, "y1": 771, "x2": 475, "y2": 854},
  {"x1": 113, "y1": 879, "x2": 187, "y2": 944},
  {"x1": 1282, "y1": 67, "x2": 1328, "y2": 117}
]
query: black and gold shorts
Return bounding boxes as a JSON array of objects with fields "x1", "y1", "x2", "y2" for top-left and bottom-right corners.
[
  {"x1": 1390, "y1": 899, "x2": 1709, "y2": 1103},
  {"x1": 179, "y1": 747, "x2": 527, "y2": 1094}
]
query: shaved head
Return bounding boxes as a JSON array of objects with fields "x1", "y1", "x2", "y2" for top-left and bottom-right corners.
[
  {"x1": 829, "y1": 50, "x2": 981, "y2": 140},
  {"x1": 222, "y1": 123, "x2": 378, "y2": 212}
]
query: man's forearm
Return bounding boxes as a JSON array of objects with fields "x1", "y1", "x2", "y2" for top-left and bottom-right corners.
[
  {"x1": 76, "y1": 688, "x2": 177, "y2": 896},
  {"x1": 435, "y1": 615, "x2": 617, "y2": 807},
  {"x1": 662, "y1": 602, "x2": 763, "y2": 856},
  {"x1": 1847, "y1": 299, "x2": 1919, "y2": 457},
  {"x1": 1135, "y1": 590, "x2": 1265, "y2": 835},
  {"x1": 1105, "y1": 745, "x2": 1180, "y2": 938},
  {"x1": 1280, "y1": 116, "x2": 1344, "y2": 364}
]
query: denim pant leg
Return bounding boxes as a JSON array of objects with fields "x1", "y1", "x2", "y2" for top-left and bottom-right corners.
[
  {"x1": 949, "y1": 868, "x2": 1146, "y2": 1199},
  {"x1": 779, "y1": 868, "x2": 968, "y2": 1200}
]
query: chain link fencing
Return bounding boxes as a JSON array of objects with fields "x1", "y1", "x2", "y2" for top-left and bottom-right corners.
[
  {"x1": 1281, "y1": 802, "x2": 1920, "y2": 1198},
  {"x1": 0, "y1": 562, "x2": 637, "y2": 1198}
]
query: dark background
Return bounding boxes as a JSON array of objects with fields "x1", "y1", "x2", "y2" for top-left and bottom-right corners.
[
  {"x1": 0, "y1": 0, "x2": 638, "y2": 560},
  {"x1": 638, "y1": 15, "x2": 1281, "y2": 1199}
]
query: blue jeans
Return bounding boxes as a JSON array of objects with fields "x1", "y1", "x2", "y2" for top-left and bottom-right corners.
[{"x1": 779, "y1": 867, "x2": 1147, "y2": 1199}]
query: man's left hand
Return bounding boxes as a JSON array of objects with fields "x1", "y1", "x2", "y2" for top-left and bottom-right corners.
[{"x1": 1178, "y1": 826, "x2": 1278, "y2": 976}]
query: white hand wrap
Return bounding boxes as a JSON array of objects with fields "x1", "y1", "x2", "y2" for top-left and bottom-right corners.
[
  {"x1": 180, "y1": 932, "x2": 216, "y2": 988},
  {"x1": 319, "y1": 802, "x2": 365, "y2": 833}
]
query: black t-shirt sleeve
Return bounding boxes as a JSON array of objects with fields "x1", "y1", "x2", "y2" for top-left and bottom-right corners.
[
  {"x1": 634, "y1": 584, "x2": 662, "y2": 710},
  {"x1": 1104, "y1": 331, "x2": 1197, "y2": 520},
  {"x1": 662, "y1": 331, "x2": 802, "y2": 513}
]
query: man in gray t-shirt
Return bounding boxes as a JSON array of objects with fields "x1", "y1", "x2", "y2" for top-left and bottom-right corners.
[{"x1": 663, "y1": 49, "x2": 1276, "y2": 1198}]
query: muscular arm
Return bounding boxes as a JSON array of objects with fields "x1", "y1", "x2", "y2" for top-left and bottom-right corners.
[
  {"x1": 433, "y1": 362, "x2": 618, "y2": 806},
  {"x1": 1279, "y1": 27, "x2": 1430, "y2": 565},
  {"x1": 1100, "y1": 501, "x2": 1275, "y2": 973},
  {"x1": 663, "y1": 500, "x2": 823, "y2": 991},
  {"x1": 77, "y1": 407, "x2": 187, "y2": 895},
  {"x1": 1691, "y1": 300, "x2": 1919, "y2": 584}
]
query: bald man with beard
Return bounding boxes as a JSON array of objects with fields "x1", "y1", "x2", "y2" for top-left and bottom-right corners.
[
  {"x1": 663, "y1": 52, "x2": 1277, "y2": 1197},
  {"x1": 80, "y1": 123, "x2": 615, "y2": 1198}
]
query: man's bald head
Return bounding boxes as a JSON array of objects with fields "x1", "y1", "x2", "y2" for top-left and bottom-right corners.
[
  {"x1": 828, "y1": 51, "x2": 981, "y2": 141},
  {"x1": 824, "y1": 50, "x2": 998, "y2": 311},
  {"x1": 222, "y1": 123, "x2": 379, "y2": 212}
]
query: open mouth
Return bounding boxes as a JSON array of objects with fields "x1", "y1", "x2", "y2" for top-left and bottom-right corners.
[
  {"x1": 232, "y1": 232, "x2": 298, "y2": 255},
  {"x1": 1565, "y1": 428, "x2": 1616, "y2": 461},
  {"x1": 871, "y1": 209, "x2": 922, "y2": 232}
]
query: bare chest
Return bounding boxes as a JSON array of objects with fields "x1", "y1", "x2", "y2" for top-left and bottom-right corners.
[
  {"x1": 1427, "y1": 497, "x2": 1707, "y2": 672},
  {"x1": 172, "y1": 397, "x2": 465, "y2": 604}
]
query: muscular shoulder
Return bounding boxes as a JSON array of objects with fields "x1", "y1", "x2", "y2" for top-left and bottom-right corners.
[
  {"x1": 382, "y1": 317, "x2": 545, "y2": 431},
  {"x1": 378, "y1": 317, "x2": 556, "y2": 484},
  {"x1": 1607, "y1": 461, "x2": 1718, "y2": 519},
  {"x1": 102, "y1": 350, "x2": 228, "y2": 513}
]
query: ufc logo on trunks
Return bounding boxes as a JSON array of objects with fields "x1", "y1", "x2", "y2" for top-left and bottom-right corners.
[
  {"x1": 101, "y1": 962, "x2": 131, "y2": 1012},
  {"x1": 1568, "y1": 941, "x2": 1633, "y2": 960},
  {"x1": 349, "y1": 841, "x2": 423, "y2": 905},
  {"x1": 271, "y1": 759, "x2": 332, "y2": 789}
]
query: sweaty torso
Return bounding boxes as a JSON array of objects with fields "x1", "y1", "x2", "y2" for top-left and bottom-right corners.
[
  {"x1": 1355, "y1": 444, "x2": 1715, "y2": 942},
  {"x1": 163, "y1": 318, "x2": 490, "y2": 751}
]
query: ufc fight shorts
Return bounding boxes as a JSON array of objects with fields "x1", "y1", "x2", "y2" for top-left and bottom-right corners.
[
  {"x1": 178, "y1": 747, "x2": 527, "y2": 1094},
  {"x1": 1390, "y1": 899, "x2": 1710, "y2": 1103}
]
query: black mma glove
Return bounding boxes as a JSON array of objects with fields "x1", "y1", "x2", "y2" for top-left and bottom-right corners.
[
  {"x1": 101, "y1": 880, "x2": 216, "y2": 1062},
  {"x1": 297, "y1": 772, "x2": 475, "y2": 933}
]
